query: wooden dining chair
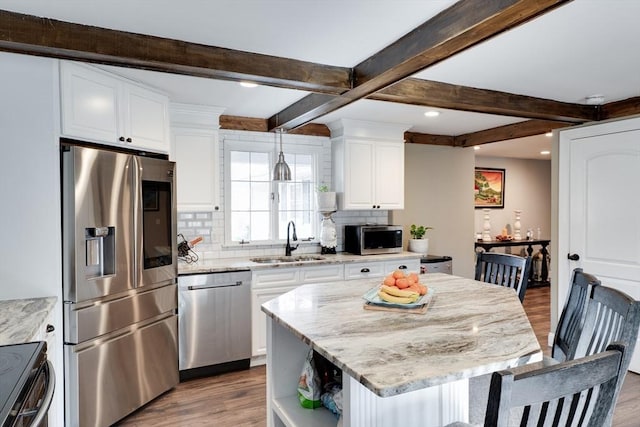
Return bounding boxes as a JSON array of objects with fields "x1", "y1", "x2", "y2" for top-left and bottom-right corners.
[
  {"x1": 552, "y1": 268, "x2": 601, "y2": 362},
  {"x1": 474, "y1": 252, "x2": 531, "y2": 302},
  {"x1": 448, "y1": 343, "x2": 627, "y2": 427},
  {"x1": 572, "y1": 284, "x2": 640, "y2": 420}
]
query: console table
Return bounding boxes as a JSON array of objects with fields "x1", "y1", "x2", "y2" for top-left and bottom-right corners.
[{"x1": 474, "y1": 239, "x2": 550, "y2": 284}]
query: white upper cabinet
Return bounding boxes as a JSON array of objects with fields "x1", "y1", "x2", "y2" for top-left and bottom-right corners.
[
  {"x1": 170, "y1": 103, "x2": 225, "y2": 212},
  {"x1": 330, "y1": 119, "x2": 409, "y2": 210},
  {"x1": 60, "y1": 61, "x2": 170, "y2": 153}
]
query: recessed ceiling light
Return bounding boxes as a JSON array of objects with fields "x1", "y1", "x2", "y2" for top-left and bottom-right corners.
[
  {"x1": 424, "y1": 111, "x2": 440, "y2": 118},
  {"x1": 240, "y1": 81, "x2": 258, "y2": 88},
  {"x1": 545, "y1": 132, "x2": 553, "y2": 137},
  {"x1": 473, "y1": 146, "x2": 480, "y2": 151},
  {"x1": 540, "y1": 150, "x2": 551, "y2": 155}
]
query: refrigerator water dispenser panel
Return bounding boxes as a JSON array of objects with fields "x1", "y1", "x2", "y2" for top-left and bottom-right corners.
[{"x1": 84, "y1": 226, "x2": 115, "y2": 279}]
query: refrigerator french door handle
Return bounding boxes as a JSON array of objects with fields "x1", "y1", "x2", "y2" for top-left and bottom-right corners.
[{"x1": 132, "y1": 155, "x2": 143, "y2": 288}]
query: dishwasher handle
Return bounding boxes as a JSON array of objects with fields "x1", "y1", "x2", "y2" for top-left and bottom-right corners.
[{"x1": 187, "y1": 281, "x2": 245, "y2": 291}]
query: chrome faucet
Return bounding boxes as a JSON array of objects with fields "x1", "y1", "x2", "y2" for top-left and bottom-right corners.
[{"x1": 285, "y1": 220, "x2": 298, "y2": 256}]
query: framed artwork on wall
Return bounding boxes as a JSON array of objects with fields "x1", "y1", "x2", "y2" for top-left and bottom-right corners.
[{"x1": 474, "y1": 167, "x2": 505, "y2": 208}]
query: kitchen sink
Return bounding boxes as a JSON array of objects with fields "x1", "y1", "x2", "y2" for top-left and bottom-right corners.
[{"x1": 250, "y1": 255, "x2": 326, "y2": 264}]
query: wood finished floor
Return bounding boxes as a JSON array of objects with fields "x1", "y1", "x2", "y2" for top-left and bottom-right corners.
[{"x1": 116, "y1": 286, "x2": 640, "y2": 426}]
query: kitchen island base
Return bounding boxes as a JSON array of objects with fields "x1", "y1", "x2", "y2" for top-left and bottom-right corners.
[{"x1": 266, "y1": 319, "x2": 469, "y2": 427}]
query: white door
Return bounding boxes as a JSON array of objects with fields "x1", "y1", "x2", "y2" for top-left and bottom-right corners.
[{"x1": 558, "y1": 117, "x2": 640, "y2": 373}]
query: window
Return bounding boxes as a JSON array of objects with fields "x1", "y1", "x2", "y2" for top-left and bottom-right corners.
[{"x1": 224, "y1": 139, "x2": 321, "y2": 244}]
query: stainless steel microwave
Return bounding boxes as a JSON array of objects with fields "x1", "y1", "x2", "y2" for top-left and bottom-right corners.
[{"x1": 344, "y1": 225, "x2": 403, "y2": 255}]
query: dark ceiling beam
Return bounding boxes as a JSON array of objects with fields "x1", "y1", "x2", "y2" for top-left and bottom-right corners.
[
  {"x1": 0, "y1": 9, "x2": 351, "y2": 94},
  {"x1": 219, "y1": 115, "x2": 330, "y2": 137},
  {"x1": 404, "y1": 132, "x2": 455, "y2": 146},
  {"x1": 453, "y1": 119, "x2": 572, "y2": 147},
  {"x1": 600, "y1": 96, "x2": 640, "y2": 121},
  {"x1": 269, "y1": 0, "x2": 573, "y2": 130},
  {"x1": 371, "y1": 78, "x2": 597, "y2": 123}
]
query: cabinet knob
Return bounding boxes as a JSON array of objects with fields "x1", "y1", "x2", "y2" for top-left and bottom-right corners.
[
  {"x1": 361, "y1": 268, "x2": 370, "y2": 273},
  {"x1": 119, "y1": 136, "x2": 125, "y2": 142},
  {"x1": 46, "y1": 324, "x2": 55, "y2": 333},
  {"x1": 398, "y1": 265, "x2": 407, "y2": 270},
  {"x1": 567, "y1": 253, "x2": 580, "y2": 261},
  {"x1": 376, "y1": 205, "x2": 381, "y2": 209},
  {"x1": 372, "y1": 205, "x2": 376, "y2": 209},
  {"x1": 126, "y1": 137, "x2": 132, "y2": 143}
]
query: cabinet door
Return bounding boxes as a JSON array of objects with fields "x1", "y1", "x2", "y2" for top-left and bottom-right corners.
[
  {"x1": 375, "y1": 141, "x2": 404, "y2": 209},
  {"x1": 172, "y1": 127, "x2": 220, "y2": 211},
  {"x1": 252, "y1": 286, "x2": 296, "y2": 357},
  {"x1": 60, "y1": 61, "x2": 120, "y2": 143},
  {"x1": 343, "y1": 140, "x2": 375, "y2": 209},
  {"x1": 124, "y1": 84, "x2": 170, "y2": 152}
]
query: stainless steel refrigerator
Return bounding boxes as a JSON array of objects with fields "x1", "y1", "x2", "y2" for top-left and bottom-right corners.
[{"x1": 61, "y1": 142, "x2": 178, "y2": 427}]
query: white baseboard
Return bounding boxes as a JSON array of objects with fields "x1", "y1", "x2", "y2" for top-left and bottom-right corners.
[{"x1": 547, "y1": 332, "x2": 554, "y2": 348}]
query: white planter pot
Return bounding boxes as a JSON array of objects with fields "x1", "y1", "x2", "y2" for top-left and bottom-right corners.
[
  {"x1": 316, "y1": 192, "x2": 337, "y2": 212},
  {"x1": 408, "y1": 238, "x2": 429, "y2": 255}
]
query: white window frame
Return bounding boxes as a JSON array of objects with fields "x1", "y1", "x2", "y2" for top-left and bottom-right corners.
[{"x1": 223, "y1": 138, "x2": 322, "y2": 246}]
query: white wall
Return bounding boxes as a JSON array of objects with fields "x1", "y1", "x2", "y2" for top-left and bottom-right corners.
[
  {"x1": 390, "y1": 144, "x2": 476, "y2": 278},
  {"x1": 474, "y1": 157, "x2": 551, "y2": 243},
  {"x1": 0, "y1": 52, "x2": 63, "y2": 427}
]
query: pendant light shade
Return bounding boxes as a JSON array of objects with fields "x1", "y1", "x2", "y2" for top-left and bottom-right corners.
[{"x1": 273, "y1": 128, "x2": 291, "y2": 181}]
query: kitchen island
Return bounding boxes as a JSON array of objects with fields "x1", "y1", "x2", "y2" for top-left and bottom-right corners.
[{"x1": 262, "y1": 273, "x2": 542, "y2": 427}]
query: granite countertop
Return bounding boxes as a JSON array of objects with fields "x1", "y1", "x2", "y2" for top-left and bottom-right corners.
[
  {"x1": 261, "y1": 273, "x2": 542, "y2": 398},
  {"x1": 0, "y1": 297, "x2": 57, "y2": 345},
  {"x1": 178, "y1": 251, "x2": 422, "y2": 275}
]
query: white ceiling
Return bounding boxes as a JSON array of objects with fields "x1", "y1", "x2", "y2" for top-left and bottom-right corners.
[{"x1": 2, "y1": 0, "x2": 638, "y2": 159}]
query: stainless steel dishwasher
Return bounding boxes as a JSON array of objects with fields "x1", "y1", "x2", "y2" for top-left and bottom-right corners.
[{"x1": 178, "y1": 269, "x2": 252, "y2": 379}]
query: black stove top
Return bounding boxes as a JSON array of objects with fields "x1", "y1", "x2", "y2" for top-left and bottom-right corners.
[{"x1": 0, "y1": 341, "x2": 46, "y2": 426}]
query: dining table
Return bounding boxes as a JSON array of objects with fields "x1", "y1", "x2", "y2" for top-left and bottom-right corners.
[{"x1": 262, "y1": 272, "x2": 542, "y2": 427}]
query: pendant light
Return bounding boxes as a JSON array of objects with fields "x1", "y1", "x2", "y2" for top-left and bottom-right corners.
[{"x1": 272, "y1": 128, "x2": 291, "y2": 181}]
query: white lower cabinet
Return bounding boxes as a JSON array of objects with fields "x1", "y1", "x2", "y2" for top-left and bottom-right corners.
[
  {"x1": 343, "y1": 258, "x2": 420, "y2": 280},
  {"x1": 385, "y1": 258, "x2": 420, "y2": 275},
  {"x1": 252, "y1": 285, "x2": 297, "y2": 358},
  {"x1": 251, "y1": 265, "x2": 344, "y2": 360},
  {"x1": 344, "y1": 261, "x2": 386, "y2": 280}
]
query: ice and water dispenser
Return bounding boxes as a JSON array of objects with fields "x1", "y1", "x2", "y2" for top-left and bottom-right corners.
[{"x1": 85, "y1": 226, "x2": 115, "y2": 278}]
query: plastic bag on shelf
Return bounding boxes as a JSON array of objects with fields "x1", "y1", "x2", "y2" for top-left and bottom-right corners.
[{"x1": 297, "y1": 349, "x2": 322, "y2": 409}]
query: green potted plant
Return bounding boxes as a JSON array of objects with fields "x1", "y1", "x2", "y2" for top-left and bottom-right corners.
[{"x1": 408, "y1": 224, "x2": 433, "y2": 255}]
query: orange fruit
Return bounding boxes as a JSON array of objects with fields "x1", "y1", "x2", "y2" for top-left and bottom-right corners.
[
  {"x1": 392, "y1": 270, "x2": 406, "y2": 279},
  {"x1": 407, "y1": 273, "x2": 419, "y2": 283},
  {"x1": 383, "y1": 276, "x2": 396, "y2": 286},
  {"x1": 396, "y1": 278, "x2": 410, "y2": 289}
]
